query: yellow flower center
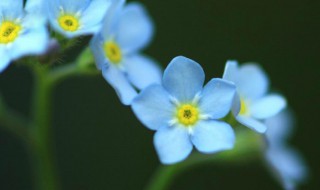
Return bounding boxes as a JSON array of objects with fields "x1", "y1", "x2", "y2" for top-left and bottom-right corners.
[
  {"x1": 176, "y1": 104, "x2": 199, "y2": 126},
  {"x1": 0, "y1": 21, "x2": 22, "y2": 44},
  {"x1": 58, "y1": 15, "x2": 80, "y2": 32},
  {"x1": 104, "y1": 41, "x2": 122, "y2": 64},
  {"x1": 239, "y1": 99, "x2": 249, "y2": 115}
]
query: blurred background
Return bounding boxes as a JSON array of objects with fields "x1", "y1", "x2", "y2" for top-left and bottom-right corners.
[{"x1": 0, "y1": 0, "x2": 319, "y2": 189}]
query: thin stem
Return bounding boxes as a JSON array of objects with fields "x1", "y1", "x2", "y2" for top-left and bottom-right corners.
[
  {"x1": 145, "y1": 131, "x2": 263, "y2": 190},
  {"x1": 48, "y1": 62, "x2": 98, "y2": 85},
  {"x1": 31, "y1": 66, "x2": 60, "y2": 190}
]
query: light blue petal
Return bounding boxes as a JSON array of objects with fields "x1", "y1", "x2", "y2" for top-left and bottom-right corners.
[
  {"x1": 236, "y1": 116, "x2": 267, "y2": 133},
  {"x1": 124, "y1": 54, "x2": 162, "y2": 90},
  {"x1": 0, "y1": 0, "x2": 23, "y2": 19},
  {"x1": 191, "y1": 120, "x2": 235, "y2": 153},
  {"x1": 250, "y1": 94, "x2": 287, "y2": 119},
  {"x1": 47, "y1": 1, "x2": 59, "y2": 27},
  {"x1": 101, "y1": 0, "x2": 125, "y2": 38},
  {"x1": 25, "y1": 0, "x2": 47, "y2": 23},
  {"x1": 199, "y1": 79, "x2": 236, "y2": 119},
  {"x1": 90, "y1": 34, "x2": 107, "y2": 70},
  {"x1": 102, "y1": 66, "x2": 137, "y2": 105},
  {"x1": 266, "y1": 147, "x2": 308, "y2": 189},
  {"x1": 10, "y1": 26, "x2": 49, "y2": 60},
  {"x1": 163, "y1": 56, "x2": 205, "y2": 103},
  {"x1": 265, "y1": 110, "x2": 294, "y2": 145},
  {"x1": 222, "y1": 60, "x2": 238, "y2": 82},
  {"x1": 0, "y1": 48, "x2": 10, "y2": 73},
  {"x1": 131, "y1": 85, "x2": 175, "y2": 131},
  {"x1": 154, "y1": 126, "x2": 192, "y2": 164},
  {"x1": 231, "y1": 92, "x2": 241, "y2": 116},
  {"x1": 237, "y1": 64, "x2": 269, "y2": 100},
  {"x1": 61, "y1": 0, "x2": 90, "y2": 13},
  {"x1": 115, "y1": 2, "x2": 154, "y2": 53},
  {"x1": 80, "y1": 0, "x2": 112, "y2": 32}
]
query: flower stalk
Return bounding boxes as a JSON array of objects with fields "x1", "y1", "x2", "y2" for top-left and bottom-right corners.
[{"x1": 30, "y1": 66, "x2": 60, "y2": 190}]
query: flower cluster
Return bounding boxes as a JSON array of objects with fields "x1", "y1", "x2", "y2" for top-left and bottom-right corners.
[{"x1": 0, "y1": 0, "x2": 307, "y2": 189}]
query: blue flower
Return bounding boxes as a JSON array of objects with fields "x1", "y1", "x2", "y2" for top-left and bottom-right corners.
[
  {"x1": 223, "y1": 61, "x2": 287, "y2": 133},
  {"x1": 132, "y1": 56, "x2": 236, "y2": 164},
  {"x1": 47, "y1": 0, "x2": 112, "y2": 38},
  {"x1": 0, "y1": 0, "x2": 49, "y2": 72},
  {"x1": 90, "y1": 0, "x2": 162, "y2": 105},
  {"x1": 265, "y1": 110, "x2": 308, "y2": 189}
]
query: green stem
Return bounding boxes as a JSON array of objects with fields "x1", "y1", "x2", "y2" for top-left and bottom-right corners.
[
  {"x1": 145, "y1": 131, "x2": 263, "y2": 190},
  {"x1": 48, "y1": 62, "x2": 98, "y2": 85},
  {"x1": 31, "y1": 67, "x2": 60, "y2": 190}
]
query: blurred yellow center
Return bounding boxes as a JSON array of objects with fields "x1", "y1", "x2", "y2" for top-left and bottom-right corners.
[
  {"x1": 240, "y1": 99, "x2": 249, "y2": 115},
  {"x1": 176, "y1": 104, "x2": 199, "y2": 126},
  {"x1": 104, "y1": 41, "x2": 122, "y2": 64},
  {"x1": 0, "y1": 21, "x2": 22, "y2": 44},
  {"x1": 58, "y1": 15, "x2": 79, "y2": 32}
]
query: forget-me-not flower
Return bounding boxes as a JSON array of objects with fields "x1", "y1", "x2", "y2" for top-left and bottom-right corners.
[
  {"x1": 265, "y1": 110, "x2": 308, "y2": 190},
  {"x1": 0, "y1": 0, "x2": 49, "y2": 72},
  {"x1": 132, "y1": 56, "x2": 236, "y2": 164},
  {"x1": 48, "y1": 0, "x2": 112, "y2": 38},
  {"x1": 90, "y1": 0, "x2": 161, "y2": 105},
  {"x1": 223, "y1": 61, "x2": 287, "y2": 133}
]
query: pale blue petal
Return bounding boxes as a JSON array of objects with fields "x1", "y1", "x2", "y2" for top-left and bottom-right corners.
[
  {"x1": 0, "y1": 0, "x2": 23, "y2": 19},
  {"x1": 154, "y1": 126, "x2": 192, "y2": 164},
  {"x1": 163, "y1": 56, "x2": 205, "y2": 103},
  {"x1": 131, "y1": 85, "x2": 175, "y2": 131},
  {"x1": 236, "y1": 116, "x2": 267, "y2": 133},
  {"x1": 232, "y1": 93, "x2": 241, "y2": 116},
  {"x1": 250, "y1": 94, "x2": 287, "y2": 119},
  {"x1": 22, "y1": 13, "x2": 47, "y2": 31},
  {"x1": 222, "y1": 60, "x2": 238, "y2": 82},
  {"x1": 90, "y1": 34, "x2": 107, "y2": 70},
  {"x1": 265, "y1": 110, "x2": 294, "y2": 145},
  {"x1": 116, "y1": 2, "x2": 154, "y2": 53},
  {"x1": 10, "y1": 27, "x2": 49, "y2": 59},
  {"x1": 102, "y1": 66, "x2": 137, "y2": 105},
  {"x1": 124, "y1": 54, "x2": 162, "y2": 90},
  {"x1": 266, "y1": 147, "x2": 308, "y2": 189},
  {"x1": 26, "y1": 0, "x2": 46, "y2": 16},
  {"x1": 199, "y1": 79, "x2": 236, "y2": 119},
  {"x1": 61, "y1": 0, "x2": 90, "y2": 13},
  {"x1": 0, "y1": 48, "x2": 10, "y2": 73},
  {"x1": 81, "y1": 0, "x2": 112, "y2": 32},
  {"x1": 47, "y1": 0, "x2": 60, "y2": 22},
  {"x1": 101, "y1": 0, "x2": 125, "y2": 38},
  {"x1": 237, "y1": 64, "x2": 269, "y2": 100},
  {"x1": 191, "y1": 120, "x2": 235, "y2": 153}
]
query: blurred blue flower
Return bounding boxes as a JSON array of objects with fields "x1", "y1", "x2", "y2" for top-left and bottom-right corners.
[
  {"x1": 265, "y1": 110, "x2": 308, "y2": 190},
  {"x1": 0, "y1": 0, "x2": 49, "y2": 72},
  {"x1": 132, "y1": 56, "x2": 236, "y2": 164},
  {"x1": 90, "y1": 0, "x2": 162, "y2": 105},
  {"x1": 48, "y1": 0, "x2": 112, "y2": 38},
  {"x1": 223, "y1": 61, "x2": 287, "y2": 133}
]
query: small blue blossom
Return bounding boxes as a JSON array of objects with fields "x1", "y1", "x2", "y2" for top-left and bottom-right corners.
[
  {"x1": 48, "y1": 0, "x2": 112, "y2": 38},
  {"x1": 265, "y1": 110, "x2": 308, "y2": 190},
  {"x1": 132, "y1": 56, "x2": 236, "y2": 164},
  {"x1": 223, "y1": 61, "x2": 287, "y2": 133},
  {"x1": 90, "y1": 0, "x2": 162, "y2": 105},
  {"x1": 0, "y1": 0, "x2": 49, "y2": 72}
]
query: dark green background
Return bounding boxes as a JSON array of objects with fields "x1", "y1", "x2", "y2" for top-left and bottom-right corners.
[{"x1": 1, "y1": 0, "x2": 319, "y2": 189}]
